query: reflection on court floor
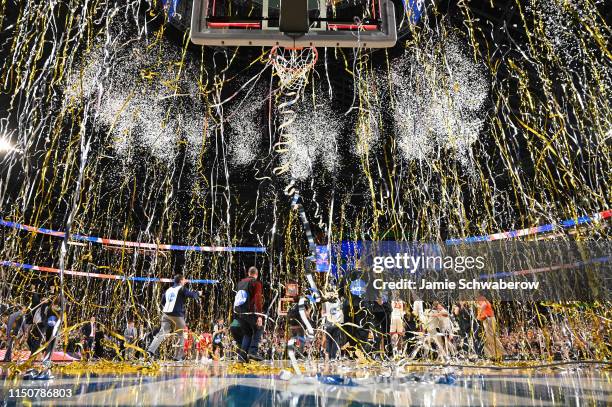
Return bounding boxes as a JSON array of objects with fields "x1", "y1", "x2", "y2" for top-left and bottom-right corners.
[{"x1": 1, "y1": 361, "x2": 610, "y2": 406}]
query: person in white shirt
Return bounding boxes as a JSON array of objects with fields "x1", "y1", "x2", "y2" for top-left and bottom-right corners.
[
  {"x1": 390, "y1": 298, "x2": 406, "y2": 356},
  {"x1": 412, "y1": 300, "x2": 424, "y2": 323},
  {"x1": 425, "y1": 301, "x2": 454, "y2": 358},
  {"x1": 123, "y1": 319, "x2": 137, "y2": 360},
  {"x1": 147, "y1": 274, "x2": 201, "y2": 361},
  {"x1": 212, "y1": 318, "x2": 226, "y2": 359},
  {"x1": 322, "y1": 294, "x2": 344, "y2": 360},
  {"x1": 81, "y1": 316, "x2": 97, "y2": 359}
]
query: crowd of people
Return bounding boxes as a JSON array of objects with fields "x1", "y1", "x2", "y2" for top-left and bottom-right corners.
[
  {"x1": 0, "y1": 264, "x2": 600, "y2": 364},
  {"x1": 0, "y1": 284, "x2": 62, "y2": 362}
]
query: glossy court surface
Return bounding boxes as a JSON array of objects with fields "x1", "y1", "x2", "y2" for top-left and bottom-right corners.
[{"x1": 0, "y1": 361, "x2": 610, "y2": 406}]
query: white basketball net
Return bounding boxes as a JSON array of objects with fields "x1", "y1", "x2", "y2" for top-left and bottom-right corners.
[
  {"x1": 269, "y1": 46, "x2": 318, "y2": 178},
  {"x1": 269, "y1": 46, "x2": 318, "y2": 92}
]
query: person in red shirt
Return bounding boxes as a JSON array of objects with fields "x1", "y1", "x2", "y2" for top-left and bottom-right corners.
[
  {"x1": 196, "y1": 332, "x2": 212, "y2": 361},
  {"x1": 233, "y1": 266, "x2": 264, "y2": 361},
  {"x1": 183, "y1": 326, "x2": 194, "y2": 360},
  {"x1": 477, "y1": 294, "x2": 504, "y2": 361}
]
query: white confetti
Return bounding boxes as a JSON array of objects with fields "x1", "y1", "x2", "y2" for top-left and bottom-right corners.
[{"x1": 392, "y1": 35, "x2": 488, "y2": 168}]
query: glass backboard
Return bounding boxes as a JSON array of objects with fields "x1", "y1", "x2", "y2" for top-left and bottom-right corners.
[{"x1": 190, "y1": 0, "x2": 397, "y2": 48}]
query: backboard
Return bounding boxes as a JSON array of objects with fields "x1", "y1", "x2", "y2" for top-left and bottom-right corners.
[{"x1": 190, "y1": 0, "x2": 397, "y2": 48}]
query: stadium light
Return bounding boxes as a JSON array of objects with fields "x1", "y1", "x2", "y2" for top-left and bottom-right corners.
[{"x1": 0, "y1": 137, "x2": 21, "y2": 153}]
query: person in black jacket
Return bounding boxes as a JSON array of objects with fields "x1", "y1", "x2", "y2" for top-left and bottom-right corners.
[
  {"x1": 229, "y1": 318, "x2": 244, "y2": 348},
  {"x1": 2, "y1": 305, "x2": 28, "y2": 362},
  {"x1": 339, "y1": 260, "x2": 375, "y2": 355},
  {"x1": 147, "y1": 274, "x2": 201, "y2": 361},
  {"x1": 41, "y1": 298, "x2": 61, "y2": 361},
  {"x1": 26, "y1": 288, "x2": 52, "y2": 356},
  {"x1": 233, "y1": 266, "x2": 264, "y2": 361},
  {"x1": 453, "y1": 301, "x2": 482, "y2": 356},
  {"x1": 24, "y1": 284, "x2": 40, "y2": 328},
  {"x1": 81, "y1": 315, "x2": 99, "y2": 359},
  {"x1": 368, "y1": 295, "x2": 392, "y2": 358}
]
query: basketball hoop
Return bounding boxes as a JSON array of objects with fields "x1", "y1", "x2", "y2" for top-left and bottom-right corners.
[
  {"x1": 269, "y1": 46, "x2": 318, "y2": 91},
  {"x1": 268, "y1": 46, "x2": 318, "y2": 177}
]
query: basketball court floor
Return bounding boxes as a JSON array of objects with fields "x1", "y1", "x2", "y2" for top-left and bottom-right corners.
[{"x1": 1, "y1": 361, "x2": 610, "y2": 406}]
